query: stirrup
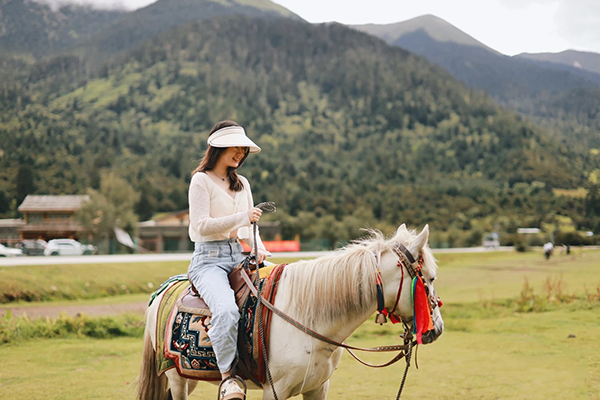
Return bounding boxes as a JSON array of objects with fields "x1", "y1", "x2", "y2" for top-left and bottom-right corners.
[{"x1": 218, "y1": 376, "x2": 247, "y2": 400}]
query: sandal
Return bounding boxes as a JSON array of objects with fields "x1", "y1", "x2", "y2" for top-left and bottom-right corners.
[{"x1": 218, "y1": 376, "x2": 246, "y2": 400}]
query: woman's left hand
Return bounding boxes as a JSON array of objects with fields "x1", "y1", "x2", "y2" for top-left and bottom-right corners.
[{"x1": 253, "y1": 249, "x2": 268, "y2": 264}]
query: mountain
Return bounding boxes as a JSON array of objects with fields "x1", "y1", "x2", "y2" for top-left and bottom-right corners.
[
  {"x1": 0, "y1": 0, "x2": 125, "y2": 57},
  {"x1": 1, "y1": 16, "x2": 592, "y2": 245},
  {"x1": 75, "y1": 0, "x2": 303, "y2": 59},
  {"x1": 0, "y1": 0, "x2": 302, "y2": 59},
  {"x1": 516, "y1": 50, "x2": 600, "y2": 76},
  {"x1": 353, "y1": 14, "x2": 499, "y2": 55},
  {"x1": 352, "y1": 16, "x2": 600, "y2": 103}
]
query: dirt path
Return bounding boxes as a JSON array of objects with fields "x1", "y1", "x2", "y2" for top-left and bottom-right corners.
[{"x1": 0, "y1": 301, "x2": 147, "y2": 319}]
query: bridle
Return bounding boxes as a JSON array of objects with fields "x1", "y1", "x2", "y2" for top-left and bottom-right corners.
[{"x1": 375, "y1": 243, "x2": 442, "y2": 327}]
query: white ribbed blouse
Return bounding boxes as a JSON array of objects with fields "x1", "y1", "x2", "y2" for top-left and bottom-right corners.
[{"x1": 188, "y1": 172, "x2": 268, "y2": 253}]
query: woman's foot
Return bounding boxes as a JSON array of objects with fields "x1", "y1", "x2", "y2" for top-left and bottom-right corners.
[{"x1": 219, "y1": 376, "x2": 246, "y2": 400}]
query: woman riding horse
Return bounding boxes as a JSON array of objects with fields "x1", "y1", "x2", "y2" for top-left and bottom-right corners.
[{"x1": 187, "y1": 120, "x2": 270, "y2": 400}]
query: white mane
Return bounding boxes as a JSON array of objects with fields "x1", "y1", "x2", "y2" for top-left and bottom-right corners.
[{"x1": 282, "y1": 228, "x2": 436, "y2": 327}]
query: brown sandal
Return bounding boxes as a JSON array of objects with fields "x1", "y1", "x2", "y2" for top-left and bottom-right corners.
[{"x1": 218, "y1": 376, "x2": 246, "y2": 400}]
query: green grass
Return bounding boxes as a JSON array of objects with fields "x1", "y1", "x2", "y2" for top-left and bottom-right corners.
[
  {"x1": 0, "y1": 257, "x2": 302, "y2": 304},
  {"x1": 0, "y1": 312, "x2": 145, "y2": 344},
  {"x1": 0, "y1": 304, "x2": 598, "y2": 399},
  {"x1": 433, "y1": 249, "x2": 600, "y2": 303},
  {"x1": 0, "y1": 261, "x2": 189, "y2": 303},
  {"x1": 0, "y1": 251, "x2": 599, "y2": 398}
]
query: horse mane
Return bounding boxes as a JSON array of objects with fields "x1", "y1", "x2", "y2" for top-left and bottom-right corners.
[
  {"x1": 282, "y1": 230, "x2": 386, "y2": 327},
  {"x1": 282, "y1": 228, "x2": 437, "y2": 327}
]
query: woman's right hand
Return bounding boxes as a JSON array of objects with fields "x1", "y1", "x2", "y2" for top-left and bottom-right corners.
[{"x1": 247, "y1": 207, "x2": 263, "y2": 223}]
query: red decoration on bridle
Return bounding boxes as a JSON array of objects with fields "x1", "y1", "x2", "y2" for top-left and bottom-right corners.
[{"x1": 375, "y1": 243, "x2": 442, "y2": 340}]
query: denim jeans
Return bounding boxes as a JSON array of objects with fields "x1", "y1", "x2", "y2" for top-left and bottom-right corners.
[{"x1": 188, "y1": 239, "x2": 245, "y2": 374}]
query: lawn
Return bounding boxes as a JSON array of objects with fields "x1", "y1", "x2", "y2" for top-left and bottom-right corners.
[
  {"x1": 0, "y1": 305, "x2": 598, "y2": 399},
  {"x1": 0, "y1": 250, "x2": 599, "y2": 399}
]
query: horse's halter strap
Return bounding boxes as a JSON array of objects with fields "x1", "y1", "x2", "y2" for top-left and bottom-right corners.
[{"x1": 376, "y1": 242, "x2": 439, "y2": 325}]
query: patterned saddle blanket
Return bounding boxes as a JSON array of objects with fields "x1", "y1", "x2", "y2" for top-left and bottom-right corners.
[{"x1": 154, "y1": 263, "x2": 286, "y2": 385}]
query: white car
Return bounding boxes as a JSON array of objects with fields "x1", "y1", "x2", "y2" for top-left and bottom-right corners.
[
  {"x1": 44, "y1": 239, "x2": 97, "y2": 256},
  {"x1": 0, "y1": 243, "x2": 23, "y2": 257}
]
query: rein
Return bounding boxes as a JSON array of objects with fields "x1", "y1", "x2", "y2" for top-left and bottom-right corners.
[{"x1": 241, "y1": 268, "x2": 414, "y2": 355}]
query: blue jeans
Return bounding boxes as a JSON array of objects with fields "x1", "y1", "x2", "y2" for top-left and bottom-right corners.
[{"x1": 188, "y1": 239, "x2": 245, "y2": 374}]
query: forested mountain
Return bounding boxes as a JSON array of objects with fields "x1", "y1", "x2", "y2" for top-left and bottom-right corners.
[
  {"x1": 0, "y1": 0, "x2": 300, "y2": 60},
  {"x1": 353, "y1": 15, "x2": 600, "y2": 164},
  {"x1": 1, "y1": 16, "x2": 596, "y2": 246},
  {"x1": 72, "y1": 0, "x2": 303, "y2": 60},
  {"x1": 0, "y1": 0, "x2": 125, "y2": 57},
  {"x1": 353, "y1": 18, "x2": 600, "y2": 103},
  {"x1": 516, "y1": 50, "x2": 600, "y2": 76}
]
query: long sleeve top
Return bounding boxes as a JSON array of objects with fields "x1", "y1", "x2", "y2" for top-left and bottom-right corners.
[{"x1": 188, "y1": 172, "x2": 269, "y2": 254}]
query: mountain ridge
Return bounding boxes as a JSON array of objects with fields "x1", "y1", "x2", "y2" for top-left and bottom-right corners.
[
  {"x1": 352, "y1": 14, "x2": 500, "y2": 55},
  {"x1": 515, "y1": 49, "x2": 600, "y2": 76}
]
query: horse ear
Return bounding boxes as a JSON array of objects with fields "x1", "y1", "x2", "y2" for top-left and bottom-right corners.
[
  {"x1": 396, "y1": 224, "x2": 407, "y2": 235},
  {"x1": 410, "y1": 224, "x2": 429, "y2": 254}
]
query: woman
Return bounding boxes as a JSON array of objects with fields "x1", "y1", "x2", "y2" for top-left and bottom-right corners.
[{"x1": 188, "y1": 120, "x2": 270, "y2": 400}]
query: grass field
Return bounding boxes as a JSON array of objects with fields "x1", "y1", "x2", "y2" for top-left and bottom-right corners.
[{"x1": 0, "y1": 249, "x2": 599, "y2": 399}]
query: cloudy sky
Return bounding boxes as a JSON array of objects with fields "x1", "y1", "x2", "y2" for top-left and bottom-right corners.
[
  {"x1": 271, "y1": 0, "x2": 600, "y2": 56},
  {"x1": 51, "y1": 0, "x2": 600, "y2": 56}
]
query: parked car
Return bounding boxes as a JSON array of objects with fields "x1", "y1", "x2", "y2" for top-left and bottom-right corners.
[
  {"x1": 0, "y1": 243, "x2": 23, "y2": 257},
  {"x1": 44, "y1": 239, "x2": 97, "y2": 256},
  {"x1": 16, "y1": 239, "x2": 47, "y2": 256}
]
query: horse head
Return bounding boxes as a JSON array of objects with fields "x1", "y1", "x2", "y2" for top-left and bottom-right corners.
[{"x1": 377, "y1": 224, "x2": 444, "y2": 345}]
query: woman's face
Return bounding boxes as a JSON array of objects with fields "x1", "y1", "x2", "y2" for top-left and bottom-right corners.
[{"x1": 218, "y1": 146, "x2": 249, "y2": 169}]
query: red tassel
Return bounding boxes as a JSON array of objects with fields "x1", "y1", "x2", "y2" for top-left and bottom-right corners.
[{"x1": 413, "y1": 277, "x2": 433, "y2": 344}]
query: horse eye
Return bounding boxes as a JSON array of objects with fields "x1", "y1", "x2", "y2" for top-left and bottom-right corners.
[{"x1": 430, "y1": 277, "x2": 436, "y2": 283}]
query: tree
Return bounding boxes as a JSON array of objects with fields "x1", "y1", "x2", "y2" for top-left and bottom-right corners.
[
  {"x1": 76, "y1": 173, "x2": 139, "y2": 250},
  {"x1": 16, "y1": 165, "x2": 35, "y2": 205}
]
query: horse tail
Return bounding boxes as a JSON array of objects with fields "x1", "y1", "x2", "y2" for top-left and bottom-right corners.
[{"x1": 135, "y1": 323, "x2": 170, "y2": 400}]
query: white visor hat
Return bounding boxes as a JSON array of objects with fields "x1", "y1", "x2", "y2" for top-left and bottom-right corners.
[{"x1": 207, "y1": 126, "x2": 261, "y2": 154}]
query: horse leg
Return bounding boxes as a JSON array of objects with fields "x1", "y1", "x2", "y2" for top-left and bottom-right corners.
[
  {"x1": 261, "y1": 382, "x2": 292, "y2": 400},
  {"x1": 302, "y1": 380, "x2": 329, "y2": 400},
  {"x1": 187, "y1": 379, "x2": 199, "y2": 396},
  {"x1": 165, "y1": 369, "x2": 190, "y2": 400}
]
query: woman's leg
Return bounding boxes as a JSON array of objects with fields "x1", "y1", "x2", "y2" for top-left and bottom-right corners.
[{"x1": 191, "y1": 265, "x2": 240, "y2": 374}]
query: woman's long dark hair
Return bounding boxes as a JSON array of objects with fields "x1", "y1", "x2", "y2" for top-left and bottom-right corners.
[{"x1": 192, "y1": 120, "x2": 250, "y2": 192}]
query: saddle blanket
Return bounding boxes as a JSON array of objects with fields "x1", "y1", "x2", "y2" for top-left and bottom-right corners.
[{"x1": 155, "y1": 264, "x2": 286, "y2": 383}]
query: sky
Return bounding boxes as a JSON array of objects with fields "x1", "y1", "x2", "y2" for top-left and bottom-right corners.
[
  {"x1": 270, "y1": 0, "x2": 600, "y2": 56},
  {"x1": 41, "y1": 0, "x2": 600, "y2": 56}
]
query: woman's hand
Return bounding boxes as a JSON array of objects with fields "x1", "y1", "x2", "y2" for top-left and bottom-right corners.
[
  {"x1": 252, "y1": 249, "x2": 268, "y2": 264},
  {"x1": 247, "y1": 207, "x2": 263, "y2": 223}
]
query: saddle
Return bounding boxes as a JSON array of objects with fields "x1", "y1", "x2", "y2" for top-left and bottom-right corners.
[
  {"x1": 178, "y1": 261, "x2": 255, "y2": 316},
  {"x1": 158, "y1": 261, "x2": 286, "y2": 385}
]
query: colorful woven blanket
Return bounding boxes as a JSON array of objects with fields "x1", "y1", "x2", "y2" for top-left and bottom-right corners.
[{"x1": 154, "y1": 264, "x2": 286, "y2": 383}]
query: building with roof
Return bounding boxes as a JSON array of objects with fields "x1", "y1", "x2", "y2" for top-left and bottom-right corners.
[
  {"x1": 17, "y1": 195, "x2": 90, "y2": 241},
  {"x1": 0, "y1": 219, "x2": 25, "y2": 246}
]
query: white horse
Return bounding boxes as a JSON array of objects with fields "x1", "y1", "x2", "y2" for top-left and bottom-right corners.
[{"x1": 136, "y1": 224, "x2": 444, "y2": 400}]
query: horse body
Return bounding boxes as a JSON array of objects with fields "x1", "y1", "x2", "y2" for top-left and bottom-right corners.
[{"x1": 137, "y1": 224, "x2": 443, "y2": 400}]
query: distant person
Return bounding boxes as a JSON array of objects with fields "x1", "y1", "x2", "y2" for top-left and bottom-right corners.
[
  {"x1": 543, "y1": 242, "x2": 554, "y2": 260},
  {"x1": 187, "y1": 120, "x2": 270, "y2": 400}
]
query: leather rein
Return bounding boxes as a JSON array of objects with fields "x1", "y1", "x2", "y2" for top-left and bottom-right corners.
[{"x1": 240, "y1": 242, "x2": 424, "y2": 368}]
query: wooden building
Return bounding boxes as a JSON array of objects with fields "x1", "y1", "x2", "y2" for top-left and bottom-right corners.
[{"x1": 17, "y1": 195, "x2": 90, "y2": 241}]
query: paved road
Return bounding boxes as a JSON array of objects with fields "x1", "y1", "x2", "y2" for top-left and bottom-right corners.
[{"x1": 0, "y1": 246, "x2": 515, "y2": 267}]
